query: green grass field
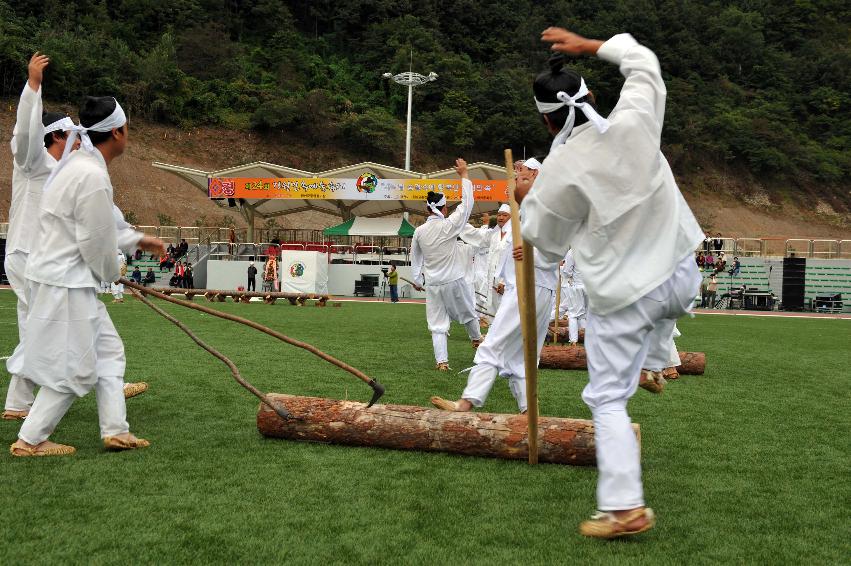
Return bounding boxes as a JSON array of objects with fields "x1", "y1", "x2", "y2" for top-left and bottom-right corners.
[{"x1": 0, "y1": 292, "x2": 848, "y2": 565}]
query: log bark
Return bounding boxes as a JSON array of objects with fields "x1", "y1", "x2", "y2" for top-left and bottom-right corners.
[
  {"x1": 546, "y1": 324, "x2": 584, "y2": 344},
  {"x1": 257, "y1": 394, "x2": 641, "y2": 466},
  {"x1": 153, "y1": 287, "x2": 329, "y2": 304},
  {"x1": 540, "y1": 346, "x2": 705, "y2": 375}
]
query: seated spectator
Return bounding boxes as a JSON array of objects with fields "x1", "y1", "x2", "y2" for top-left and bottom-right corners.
[
  {"x1": 705, "y1": 252, "x2": 715, "y2": 268},
  {"x1": 159, "y1": 254, "x2": 174, "y2": 271},
  {"x1": 143, "y1": 268, "x2": 156, "y2": 286},
  {"x1": 728, "y1": 256, "x2": 741, "y2": 277},
  {"x1": 715, "y1": 252, "x2": 727, "y2": 273},
  {"x1": 696, "y1": 251, "x2": 705, "y2": 269},
  {"x1": 134, "y1": 248, "x2": 143, "y2": 261},
  {"x1": 169, "y1": 271, "x2": 181, "y2": 287},
  {"x1": 131, "y1": 267, "x2": 142, "y2": 284}
]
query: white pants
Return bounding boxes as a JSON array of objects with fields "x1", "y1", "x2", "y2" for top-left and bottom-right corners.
[
  {"x1": 667, "y1": 325, "x2": 682, "y2": 367},
  {"x1": 462, "y1": 285, "x2": 554, "y2": 412},
  {"x1": 565, "y1": 285, "x2": 588, "y2": 343},
  {"x1": 18, "y1": 373, "x2": 129, "y2": 445},
  {"x1": 3, "y1": 251, "x2": 36, "y2": 412},
  {"x1": 582, "y1": 255, "x2": 700, "y2": 511},
  {"x1": 426, "y1": 278, "x2": 482, "y2": 364},
  {"x1": 111, "y1": 282, "x2": 124, "y2": 299}
]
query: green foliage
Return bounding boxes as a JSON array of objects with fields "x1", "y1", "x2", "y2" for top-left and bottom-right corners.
[
  {"x1": 123, "y1": 210, "x2": 139, "y2": 225},
  {"x1": 0, "y1": 0, "x2": 848, "y2": 190},
  {"x1": 156, "y1": 212, "x2": 174, "y2": 226},
  {"x1": 340, "y1": 107, "x2": 404, "y2": 160}
]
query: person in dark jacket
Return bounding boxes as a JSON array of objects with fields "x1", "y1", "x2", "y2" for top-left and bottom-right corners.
[{"x1": 247, "y1": 262, "x2": 258, "y2": 291}]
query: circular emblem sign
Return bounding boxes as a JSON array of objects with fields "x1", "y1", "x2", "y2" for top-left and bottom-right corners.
[
  {"x1": 290, "y1": 262, "x2": 306, "y2": 278},
  {"x1": 356, "y1": 172, "x2": 378, "y2": 194}
]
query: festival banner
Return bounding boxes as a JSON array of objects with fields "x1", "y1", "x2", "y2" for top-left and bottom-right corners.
[{"x1": 208, "y1": 173, "x2": 508, "y2": 202}]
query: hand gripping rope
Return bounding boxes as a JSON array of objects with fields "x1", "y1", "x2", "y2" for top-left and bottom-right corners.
[{"x1": 121, "y1": 279, "x2": 386, "y2": 419}]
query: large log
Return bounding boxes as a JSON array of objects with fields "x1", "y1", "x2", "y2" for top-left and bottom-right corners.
[
  {"x1": 546, "y1": 324, "x2": 584, "y2": 344},
  {"x1": 152, "y1": 286, "x2": 329, "y2": 305},
  {"x1": 540, "y1": 346, "x2": 706, "y2": 375},
  {"x1": 257, "y1": 394, "x2": 640, "y2": 466}
]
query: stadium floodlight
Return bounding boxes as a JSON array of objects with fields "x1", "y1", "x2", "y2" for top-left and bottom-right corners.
[{"x1": 382, "y1": 69, "x2": 438, "y2": 171}]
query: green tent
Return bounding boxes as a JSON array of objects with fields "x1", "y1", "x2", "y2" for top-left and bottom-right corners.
[{"x1": 323, "y1": 216, "x2": 415, "y2": 237}]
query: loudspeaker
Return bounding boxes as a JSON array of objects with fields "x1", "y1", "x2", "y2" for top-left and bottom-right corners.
[{"x1": 782, "y1": 257, "x2": 806, "y2": 310}]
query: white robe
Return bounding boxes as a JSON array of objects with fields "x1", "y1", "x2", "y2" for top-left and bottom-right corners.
[
  {"x1": 520, "y1": 34, "x2": 704, "y2": 316},
  {"x1": 410, "y1": 179, "x2": 480, "y2": 363},
  {"x1": 519, "y1": 34, "x2": 704, "y2": 511},
  {"x1": 4, "y1": 84, "x2": 57, "y2": 411},
  {"x1": 24, "y1": 149, "x2": 139, "y2": 395}
]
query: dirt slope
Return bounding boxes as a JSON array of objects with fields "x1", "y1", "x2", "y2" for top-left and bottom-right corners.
[{"x1": 0, "y1": 106, "x2": 848, "y2": 239}]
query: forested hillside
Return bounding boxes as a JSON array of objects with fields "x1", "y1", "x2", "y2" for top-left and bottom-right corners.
[{"x1": 0, "y1": 0, "x2": 848, "y2": 210}]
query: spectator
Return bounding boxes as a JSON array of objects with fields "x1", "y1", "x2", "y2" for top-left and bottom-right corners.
[
  {"x1": 247, "y1": 262, "x2": 257, "y2": 291},
  {"x1": 706, "y1": 274, "x2": 718, "y2": 308},
  {"x1": 131, "y1": 266, "x2": 142, "y2": 284},
  {"x1": 134, "y1": 248, "x2": 143, "y2": 261},
  {"x1": 169, "y1": 271, "x2": 180, "y2": 287},
  {"x1": 175, "y1": 261, "x2": 186, "y2": 288},
  {"x1": 159, "y1": 253, "x2": 174, "y2": 271},
  {"x1": 715, "y1": 252, "x2": 727, "y2": 273},
  {"x1": 176, "y1": 238, "x2": 189, "y2": 259},
  {"x1": 387, "y1": 264, "x2": 399, "y2": 303},
  {"x1": 167, "y1": 243, "x2": 176, "y2": 257},
  {"x1": 696, "y1": 251, "x2": 705, "y2": 269},
  {"x1": 729, "y1": 256, "x2": 741, "y2": 277},
  {"x1": 713, "y1": 233, "x2": 724, "y2": 253},
  {"x1": 705, "y1": 251, "x2": 715, "y2": 268},
  {"x1": 185, "y1": 263, "x2": 194, "y2": 289},
  {"x1": 143, "y1": 268, "x2": 156, "y2": 287},
  {"x1": 700, "y1": 275, "x2": 710, "y2": 308}
]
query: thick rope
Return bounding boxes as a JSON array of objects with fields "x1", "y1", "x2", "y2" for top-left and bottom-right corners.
[
  {"x1": 128, "y1": 286, "x2": 293, "y2": 420},
  {"x1": 121, "y1": 278, "x2": 376, "y2": 387}
]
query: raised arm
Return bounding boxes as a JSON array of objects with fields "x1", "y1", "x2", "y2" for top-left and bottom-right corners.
[
  {"x1": 446, "y1": 158, "x2": 475, "y2": 235},
  {"x1": 543, "y1": 29, "x2": 666, "y2": 133},
  {"x1": 13, "y1": 53, "x2": 50, "y2": 170}
]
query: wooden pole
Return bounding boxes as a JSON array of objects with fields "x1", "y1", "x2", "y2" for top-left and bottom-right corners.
[{"x1": 504, "y1": 149, "x2": 539, "y2": 464}]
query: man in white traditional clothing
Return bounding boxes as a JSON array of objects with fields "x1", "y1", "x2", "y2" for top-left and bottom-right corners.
[
  {"x1": 558, "y1": 248, "x2": 588, "y2": 345},
  {"x1": 3, "y1": 54, "x2": 149, "y2": 422},
  {"x1": 431, "y1": 164, "x2": 559, "y2": 413},
  {"x1": 2, "y1": 53, "x2": 78, "y2": 421},
  {"x1": 470, "y1": 202, "x2": 512, "y2": 326},
  {"x1": 11, "y1": 95, "x2": 166, "y2": 457},
  {"x1": 410, "y1": 158, "x2": 483, "y2": 371},
  {"x1": 111, "y1": 250, "x2": 127, "y2": 303},
  {"x1": 520, "y1": 29, "x2": 703, "y2": 538}
]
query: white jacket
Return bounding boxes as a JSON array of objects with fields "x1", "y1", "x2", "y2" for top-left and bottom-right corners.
[
  {"x1": 521, "y1": 33, "x2": 704, "y2": 315},
  {"x1": 7, "y1": 85, "x2": 56, "y2": 255},
  {"x1": 410, "y1": 178, "x2": 474, "y2": 286},
  {"x1": 26, "y1": 149, "x2": 141, "y2": 288}
]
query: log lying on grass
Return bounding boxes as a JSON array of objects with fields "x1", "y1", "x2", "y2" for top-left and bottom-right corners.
[
  {"x1": 149, "y1": 287, "x2": 329, "y2": 306},
  {"x1": 540, "y1": 346, "x2": 706, "y2": 375},
  {"x1": 257, "y1": 394, "x2": 640, "y2": 466},
  {"x1": 545, "y1": 324, "x2": 584, "y2": 344}
]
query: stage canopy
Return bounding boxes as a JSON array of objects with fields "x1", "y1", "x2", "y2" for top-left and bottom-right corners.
[
  {"x1": 323, "y1": 216, "x2": 415, "y2": 237},
  {"x1": 152, "y1": 160, "x2": 508, "y2": 238}
]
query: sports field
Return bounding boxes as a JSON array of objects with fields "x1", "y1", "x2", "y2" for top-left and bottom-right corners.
[{"x1": 0, "y1": 292, "x2": 848, "y2": 564}]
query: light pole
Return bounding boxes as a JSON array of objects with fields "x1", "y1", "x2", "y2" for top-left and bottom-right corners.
[{"x1": 382, "y1": 70, "x2": 438, "y2": 171}]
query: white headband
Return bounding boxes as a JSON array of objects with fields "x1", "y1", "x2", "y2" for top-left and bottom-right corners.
[
  {"x1": 44, "y1": 99, "x2": 127, "y2": 192},
  {"x1": 534, "y1": 77, "x2": 610, "y2": 152},
  {"x1": 522, "y1": 158, "x2": 542, "y2": 170},
  {"x1": 497, "y1": 203, "x2": 511, "y2": 214},
  {"x1": 44, "y1": 117, "x2": 75, "y2": 135},
  {"x1": 427, "y1": 194, "x2": 447, "y2": 218}
]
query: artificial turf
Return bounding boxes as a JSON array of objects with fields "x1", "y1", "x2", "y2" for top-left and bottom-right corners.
[{"x1": 0, "y1": 292, "x2": 848, "y2": 565}]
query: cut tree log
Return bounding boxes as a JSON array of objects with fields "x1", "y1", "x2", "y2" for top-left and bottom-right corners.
[
  {"x1": 539, "y1": 346, "x2": 706, "y2": 375},
  {"x1": 257, "y1": 394, "x2": 641, "y2": 466},
  {"x1": 546, "y1": 324, "x2": 584, "y2": 344}
]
